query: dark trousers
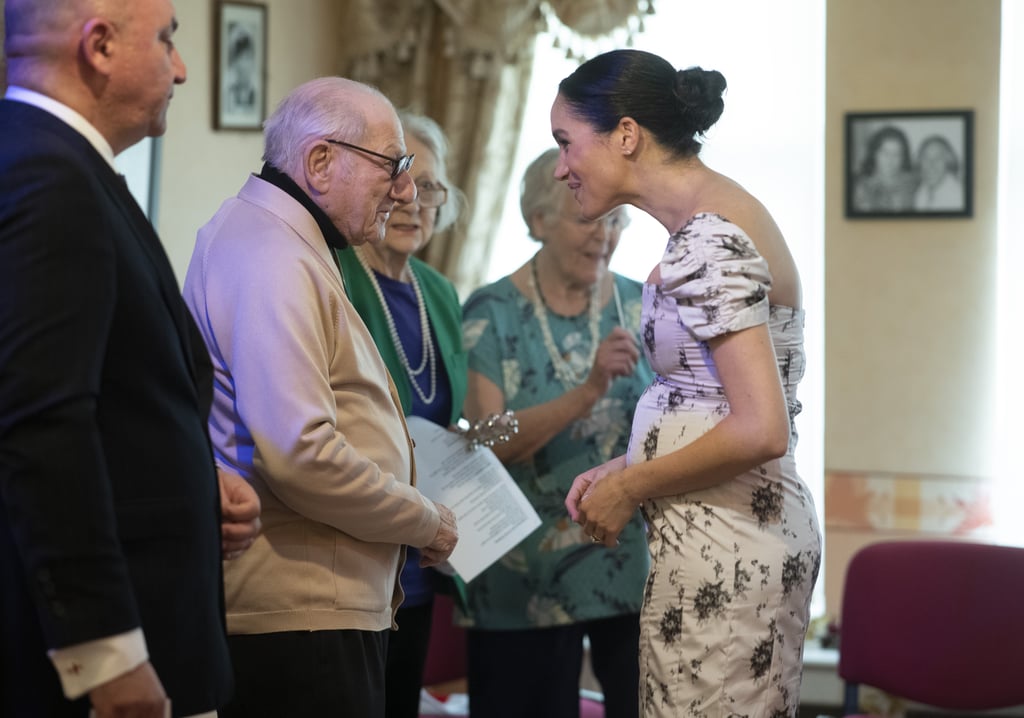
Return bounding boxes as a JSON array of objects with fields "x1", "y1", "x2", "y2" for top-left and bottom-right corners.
[
  {"x1": 385, "y1": 601, "x2": 434, "y2": 718},
  {"x1": 467, "y1": 613, "x2": 640, "y2": 718},
  {"x1": 222, "y1": 629, "x2": 387, "y2": 718}
]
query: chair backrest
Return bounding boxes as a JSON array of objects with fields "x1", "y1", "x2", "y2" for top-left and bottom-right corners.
[{"x1": 838, "y1": 540, "x2": 1024, "y2": 713}]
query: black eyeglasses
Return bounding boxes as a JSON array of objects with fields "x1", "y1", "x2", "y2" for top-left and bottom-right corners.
[
  {"x1": 413, "y1": 181, "x2": 448, "y2": 209},
  {"x1": 325, "y1": 138, "x2": 414, "y2": 179}
]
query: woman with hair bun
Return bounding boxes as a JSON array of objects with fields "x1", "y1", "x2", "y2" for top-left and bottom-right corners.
[{"x1": 557, "y1": 49, "x2": 821, "y2": 717}]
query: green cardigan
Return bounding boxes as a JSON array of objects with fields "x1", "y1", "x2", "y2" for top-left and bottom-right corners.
[{"x1": 335, "y1": 248, "x2": 467, "y2": 425}]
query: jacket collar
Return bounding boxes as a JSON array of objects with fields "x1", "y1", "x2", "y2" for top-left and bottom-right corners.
[{"x1": 258, "y1": 162, "x2": 349, "y2": 250}]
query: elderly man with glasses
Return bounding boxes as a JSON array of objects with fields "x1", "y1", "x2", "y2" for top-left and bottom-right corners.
[
  {"x1": 335, "y1": 110, "x2": 470, "y2": 718},
  {"x1": 182, "y1": 77, "x2": 459, "y2": 718}
]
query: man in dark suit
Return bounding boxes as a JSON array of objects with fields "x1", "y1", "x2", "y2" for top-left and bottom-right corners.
[{"x1": 0, "y1": 0, "x2": 260, "y2": 716}]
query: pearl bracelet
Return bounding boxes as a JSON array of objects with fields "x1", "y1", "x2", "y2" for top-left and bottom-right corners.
[{"x1": 467, "y1": 409, "x2": 519, "y2": 450}]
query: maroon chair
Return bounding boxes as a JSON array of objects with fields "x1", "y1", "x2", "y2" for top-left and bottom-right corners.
[{"x1": 838, "y1": 540, "x2": 1024, "y2": 716}]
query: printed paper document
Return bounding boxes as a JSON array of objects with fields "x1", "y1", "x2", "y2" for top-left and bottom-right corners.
[{"x1": 405, "y1": 416, "x2": 540, "y2": 583}]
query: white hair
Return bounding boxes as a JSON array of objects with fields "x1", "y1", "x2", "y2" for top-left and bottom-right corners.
[
  {"x1": 519, "y1": 148, "x2": 563, "y2": 240},
  {"x1": 262, "y1": 76, "x2": 389, "y2": 178},
  {"x1": 398, "y1": 110, "x2": 466, "y2": 234}
]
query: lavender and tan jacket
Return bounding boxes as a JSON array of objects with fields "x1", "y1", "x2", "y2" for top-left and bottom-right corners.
[{"x1": 183, "y1": 174, "x2": 441, "y2": 634}]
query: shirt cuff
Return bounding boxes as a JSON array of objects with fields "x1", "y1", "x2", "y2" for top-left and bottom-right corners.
[{"x1": 47, "y1": 628, "x2": 148, "y2": 700}]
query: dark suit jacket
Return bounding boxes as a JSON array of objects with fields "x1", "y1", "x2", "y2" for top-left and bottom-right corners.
[{"x1": 0, "y1": 100, "x2": 232, "y2": 716}]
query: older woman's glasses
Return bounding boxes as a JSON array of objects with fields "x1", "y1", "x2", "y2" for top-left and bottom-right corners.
[
  {"x1": 413, "y1": 181, "x2": 448, "y2": 208},
  {"x1": 324, "y1": 138, "x2": 414, "y2": 179}
]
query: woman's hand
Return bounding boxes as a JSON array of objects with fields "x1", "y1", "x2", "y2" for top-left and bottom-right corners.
[
  {"x1": 565, "y1": 454, "x2": 635, "y2": 546},
  {"x1": 584, "y1": 326, "x2": 640, "y2": 396}
]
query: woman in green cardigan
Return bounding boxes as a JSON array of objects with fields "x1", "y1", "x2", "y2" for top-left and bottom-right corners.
[{"x1": 335, "y1": 110, "x2": 467, "y2": 718}]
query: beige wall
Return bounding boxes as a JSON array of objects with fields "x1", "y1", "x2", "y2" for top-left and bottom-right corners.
[
  {"x1": 157, "y1": 0, "x2": 349, "y2": 282},
  {"x1": 824, "y1": 0, "x2": 1002, "y2": 614}
]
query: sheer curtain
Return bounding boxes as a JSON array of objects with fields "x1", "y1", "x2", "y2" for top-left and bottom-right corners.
[{"x1": 484, "y1": 0, "x2": 827, "y2": 614}]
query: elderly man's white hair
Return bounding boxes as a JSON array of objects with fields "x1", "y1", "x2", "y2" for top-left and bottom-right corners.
[{"x1": 263, "y1": 76, "x2": 392, "y2": 179}]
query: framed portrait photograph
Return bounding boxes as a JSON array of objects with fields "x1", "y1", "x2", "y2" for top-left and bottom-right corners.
[
  {"x1": 214, "y1": 1, "x2": 267, "y2": 130},
  {"x1": 845, "y1": 110, "x2": 973, "y2": 219}
]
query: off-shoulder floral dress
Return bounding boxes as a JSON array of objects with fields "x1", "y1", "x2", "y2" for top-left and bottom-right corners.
[{"x1": 627, "y1": 213, "x2": 821, "y2": 718}]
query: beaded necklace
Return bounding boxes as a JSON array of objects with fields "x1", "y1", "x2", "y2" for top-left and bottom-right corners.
[
  {"x1": 354, "y1": 248, "x2": 437, "y2": 404},
  {"x1": 527, "y1": 253, "x2": 602, "y2": 388}
]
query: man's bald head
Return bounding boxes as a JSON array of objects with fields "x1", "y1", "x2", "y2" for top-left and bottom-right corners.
[
  {"x1": 4, "y1": 0, "x2": 95, "y2": 63},
  {"x1": 4, "y1": 0, "x2": 187, "y2": 155}
]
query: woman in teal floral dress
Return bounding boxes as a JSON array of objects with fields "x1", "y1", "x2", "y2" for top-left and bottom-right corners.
[{"x1": 461, "y1": 149, "x2": 653, "y2": 718}]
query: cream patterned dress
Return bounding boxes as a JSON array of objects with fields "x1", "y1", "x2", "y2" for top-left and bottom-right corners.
[{"x1": 627, "y1": 213, "x2": 821, "y2": 717}]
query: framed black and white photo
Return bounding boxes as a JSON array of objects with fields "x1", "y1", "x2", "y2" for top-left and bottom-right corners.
[
  {"x1": 214, "y1": 1, "x2": 267, "y2": 130},
  {"x1": 845, "y1": 110, "x2": 973, "y2": 219}
]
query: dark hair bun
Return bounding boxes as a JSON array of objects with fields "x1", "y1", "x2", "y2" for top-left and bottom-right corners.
[
  {"x1": 558, "y1": 50, "x2": 726, "y2": 158},
  {"x1": 673, "y1": 67, "x2": 727, "y2": 135}
]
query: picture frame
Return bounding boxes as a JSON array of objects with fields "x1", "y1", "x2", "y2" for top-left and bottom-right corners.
[
  {"x1": 213, "y1": 1, "x2": 267, "y2": 131},
  {"x1": 845, "y1": 110, "x2": 973, "y2": 219}
]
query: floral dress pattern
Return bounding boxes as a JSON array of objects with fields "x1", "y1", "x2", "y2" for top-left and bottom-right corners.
[
  {"x1": 627, "y1": 213, "x2": 821, "y2": 717},
  {"x1": 460, "y1": 273, "x2": 653, "y2": 630}
]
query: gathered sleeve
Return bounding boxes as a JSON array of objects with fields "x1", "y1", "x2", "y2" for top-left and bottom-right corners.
[{"x1": 660, "y1": 213, "x2": 773, "y2": 341}]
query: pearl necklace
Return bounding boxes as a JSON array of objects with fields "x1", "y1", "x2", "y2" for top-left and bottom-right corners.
[
  {"x1": 527, "y1": 253, "x2": 602, "y2": 388},
  {"x1": 354, "y1": 248, "x2": 437, "y2": 404}
]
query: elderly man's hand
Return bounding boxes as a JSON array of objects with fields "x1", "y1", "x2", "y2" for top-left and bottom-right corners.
[
  {"x1": 419, "y1": 502, "x2": 458, "y2": 567},
  {"x1": 218, "y1": 468, "x2": 261, "y2": 560}
]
